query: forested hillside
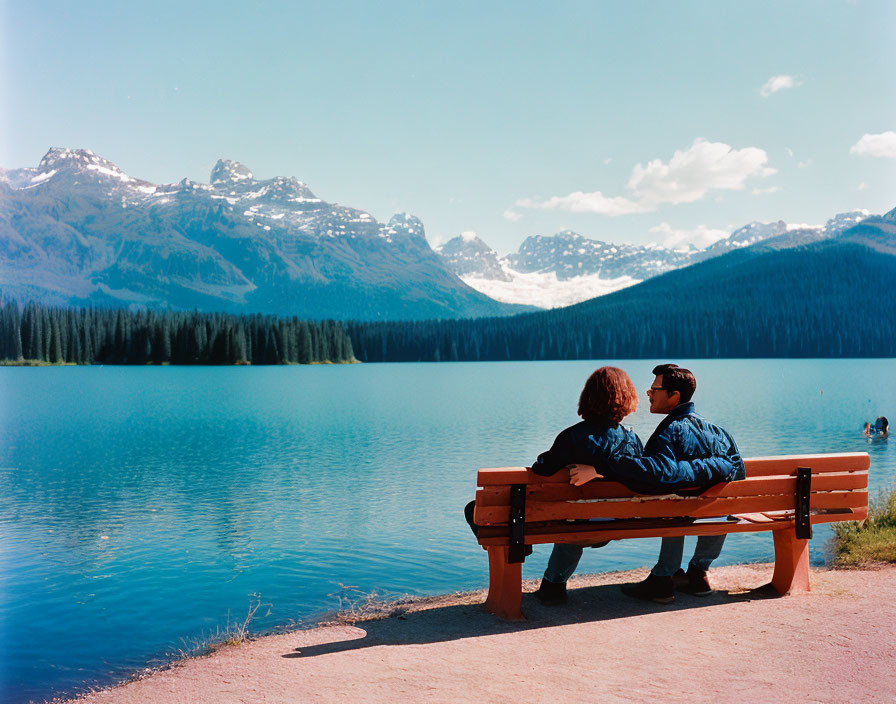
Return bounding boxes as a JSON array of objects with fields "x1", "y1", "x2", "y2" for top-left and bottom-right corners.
[
  {"x1": 346, "y1": 239, "x2": 896, "y2": 361},
  {"x1": 0, "y1": 302, "x2": 355, "y2": 364}
]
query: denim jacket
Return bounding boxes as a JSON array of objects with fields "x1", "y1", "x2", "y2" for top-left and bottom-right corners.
[
  {"x1": 593, "y1": 402, "x2": 746, "y2": 495},
  {"x1": 531, "y1": 420, "x2": 643, "y2": 476}
]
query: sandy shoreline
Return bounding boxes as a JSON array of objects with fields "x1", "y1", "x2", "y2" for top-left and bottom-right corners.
[{"x1": 67, "y1": 563, "x2": 896, "y2": 704}]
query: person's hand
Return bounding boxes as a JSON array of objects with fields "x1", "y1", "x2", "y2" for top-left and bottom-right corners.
[{"x1": 567, "y1": 464, "x2": 600, "y2": 486}]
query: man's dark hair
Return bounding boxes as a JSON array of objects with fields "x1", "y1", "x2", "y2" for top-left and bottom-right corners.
[{"x1": 652, "y1": 363, "x2": 696, "y2": 404}]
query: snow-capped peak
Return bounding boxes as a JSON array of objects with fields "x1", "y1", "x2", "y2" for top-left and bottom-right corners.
[
  {"x1": 387, "y1": 212, "x2": 424, "y2": 234},
  {"x1": 728, "y1": 220, "x2": 788, "y2": 243},
  {"x1": 388, "y1": 212, "x2": 421, "y2": 226},
  {"x1": 39, "y1": 147, "x2": 103, "y2": 171},
  {"x1": 437, "y1": 231, "x2": 510, "y2": 281},
  {"x1": 823, "y1": 210, "x2": 870, "y2": 235},
  {"x1": 210, "y1": 159, "x2": 254, "y2": 185},
  {"x1": 36, "y1": 147, "x2": 135, "y2": 184}
]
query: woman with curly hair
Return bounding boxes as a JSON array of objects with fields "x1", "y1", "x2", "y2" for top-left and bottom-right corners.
[{"x1": 529, "y1": 366, "x2": 642, "y2": 605}]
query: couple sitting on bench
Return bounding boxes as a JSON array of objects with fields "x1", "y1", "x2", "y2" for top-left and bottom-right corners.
[{"x1": 528, "y1": 363, "x2": 745, "y2": 605}]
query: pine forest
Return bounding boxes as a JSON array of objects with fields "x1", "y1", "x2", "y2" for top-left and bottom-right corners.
[{"x1": 0, "y1": 301, "x2": 355, "y2": 365}]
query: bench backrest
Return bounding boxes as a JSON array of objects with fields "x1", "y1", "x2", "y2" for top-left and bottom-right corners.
[{"x1": 473, "y1": 453, "x2": 869, "y2": 527}]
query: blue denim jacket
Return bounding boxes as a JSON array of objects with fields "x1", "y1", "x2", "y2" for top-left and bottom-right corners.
[
  {"x1": 593, "y1": 402, "x2": 746, "y2": 495},
  {"x1": 531, "y1": 420, "x2": 643, "y2": 476}
]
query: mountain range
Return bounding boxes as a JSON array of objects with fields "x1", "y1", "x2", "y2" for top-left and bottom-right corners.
[
  {"x1": 349, "y1": 206, "x2": 896, "y2": 361},
  {"x1": 0, "y1": 147, "x2": 883, "y2": 321},
  {"x1": 0, "y1": 149, "x2": 524, "y2": 320},
  {"x1": 435, "y1": 211, "x2": 871, "y2": 309}
]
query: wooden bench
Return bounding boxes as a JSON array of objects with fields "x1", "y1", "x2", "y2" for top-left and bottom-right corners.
[{"x1": 472, "y1": 452, "x2": 870, "y2": 619}]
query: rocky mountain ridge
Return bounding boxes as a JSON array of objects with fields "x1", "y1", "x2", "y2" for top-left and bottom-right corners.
[
  {"x1": 0, "y1": 148, "x2": 523, "y2": 320},
  {"x1": 436, "y1": 210, "x2": 872, "y2": 308}
]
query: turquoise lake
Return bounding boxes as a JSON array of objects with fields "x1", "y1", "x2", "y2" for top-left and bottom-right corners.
[{"x1": 1, "y1": 360, "x2": 894, "y2": 702}]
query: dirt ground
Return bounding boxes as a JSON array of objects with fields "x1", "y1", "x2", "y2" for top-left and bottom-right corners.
[{"x1": 69, "y1": 563, "x2": 896, "y2": 704}]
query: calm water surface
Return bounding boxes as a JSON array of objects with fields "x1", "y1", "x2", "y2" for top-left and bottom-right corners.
[{"x1": 1, "y1": 360, "x2": 894, "y2": 702}]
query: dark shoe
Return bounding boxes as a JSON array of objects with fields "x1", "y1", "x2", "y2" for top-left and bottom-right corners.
[
  {"x1": 672, "y1": 567, "x2": 713, "y2": 595},
  {"x1": 621, "y1": 574, "x2": 675, "y2": 604},
  {"x1": 682, "y1": 566, "x2": 713, "y2": 596},
  {"x1": 672, "y1": 568, "x2": 688, "y2": 589},
  {"x1": 533, "y1": 578, "x2": 568, "y2": 606}
]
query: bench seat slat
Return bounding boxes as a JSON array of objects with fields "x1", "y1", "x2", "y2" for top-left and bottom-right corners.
[
  {"x1": 476, "y1": 453, "x2": 871, "y2": 488},
  {"x1": 474, "y1": 489, "x2": 868, "y2": 524},
  {"x1": 740, "y1": 453, "x2": 870, "y2": 476},
  {"x1": 474, "y1": 471, "x2": 867, "y2": 507},
  {"x1": 477, "y1": 467, "x2": 531, "y2": 485},
  {"x1": 475, "y1": 507, "x2": 869, "y2": 546}
]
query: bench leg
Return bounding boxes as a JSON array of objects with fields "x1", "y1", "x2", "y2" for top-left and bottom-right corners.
[
  {"x1": 483, "y1": 547, "x2": 524, "y2": 620},
  {"x1": 771, "y1": 528, "x2": 811, "y2": 595}
]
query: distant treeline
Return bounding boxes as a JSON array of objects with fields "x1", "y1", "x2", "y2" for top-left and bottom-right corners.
[
  {"x1": 4, "y1": 241, "x2": 894, "y2": 365},
  {"x1": 345, "y1": 244, "x2": 896, "y2": 361},
  {"x1": 0, "y1": 301, "x2": 355, "y2": 364}
]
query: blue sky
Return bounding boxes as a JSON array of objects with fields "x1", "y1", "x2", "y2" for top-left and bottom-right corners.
[{"x1": 2, "y1": 1, "x2": 894, "y2": 253}]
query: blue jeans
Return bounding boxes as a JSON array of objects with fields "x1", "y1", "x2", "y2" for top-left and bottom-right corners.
[
  {"x1": 651, "y1": 535, "x2": 726, "y2": 576},
  {"x1": 543, "y1": 542, "x2": 612, "y2": 583}
]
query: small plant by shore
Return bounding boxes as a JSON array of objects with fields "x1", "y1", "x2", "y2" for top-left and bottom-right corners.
[
  {"x1": 177, "y1": 594, "x2": 271, "y2": 658},
  {"x1": 832, "y1": 485, "x2": 896, "y2": 567}
]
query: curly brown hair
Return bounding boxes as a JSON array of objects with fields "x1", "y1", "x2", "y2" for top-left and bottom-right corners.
[{"x1": 577, "y1": 366, "x2": 639, "y2": 423}]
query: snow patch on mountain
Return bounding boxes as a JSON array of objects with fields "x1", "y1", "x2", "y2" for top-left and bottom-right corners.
[
  {"x1": 824, "y1": 210, "x2": 870, "y2": 234},
  {"x1": 439, "y1": 229, "x2": 689, "y2": 307},
  {"x1": 0, "y1": 167, "x2": 38, "y2": 189},
  {"x1": 461, "y1": 266, "x2": 640, "y2": 309},
  {"x1": 30, "y1": 169, "x2": 57, "y2": 184}
]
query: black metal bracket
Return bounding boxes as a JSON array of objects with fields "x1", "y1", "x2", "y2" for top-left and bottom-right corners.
[
  {"x1": 508, "y1": 484, "x2": 527, "y2": 563},
  {"x1": 795, "y1": 467, "x2": 812, "y2": 540}
]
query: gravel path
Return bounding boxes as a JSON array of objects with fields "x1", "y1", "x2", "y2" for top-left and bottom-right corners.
[{"x1": 70, "y1": 563, "x2": 896, "y2": 704}]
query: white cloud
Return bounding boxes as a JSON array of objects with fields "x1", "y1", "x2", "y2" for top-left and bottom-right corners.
[
  {"x1": 857, "y1": 182, "x2": 869, "y2": 191},
  {"x1": 603, "y1": 157, "x2": 612, "y2": 165},
  {"x1": 649, "y1": 222, "x2": 729, "y2": 250},
  {"x1": 752, "y1": 186, "x2": 780, "y2": 195},
  {"x1": 503, "y1": 209, "x2": 522, "y2": 222},
  {"x1": 627, "y1": 138, "x2": 777, "y2": 206},
  {"x1": 760, "y1": 74, "x2": 799, "y2": 97},
  {"x1": 514, "y1": 191, "x2": 647, "y2": 216},
  {"x1": 460, "y1": 230, "x2": 478, "y2": 242},
  {"x1": 512, "y1": 138, "x2": 776, "y2": 217},
  {"x1": 850, "y1": 131, "x2": 896, "y2": 158},
  {"x1": 786, "y1": 147, "x2": 794, "y2": 157},
  {"x1": 797, "y1": 159, "x2": 812, "y2": 168}
]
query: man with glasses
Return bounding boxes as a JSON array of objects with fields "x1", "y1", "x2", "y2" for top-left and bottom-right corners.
[{"x1": 585, "y1": 363, "x2": 745, "y2": 603}]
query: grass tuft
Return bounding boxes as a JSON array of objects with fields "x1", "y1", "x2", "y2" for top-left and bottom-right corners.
[
  {"x1": 176, "y1": 594, "x2": 271, "y2": 658},
  {"x1": 832, "y1": 485, "x2": 896, "y2": 567}
]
